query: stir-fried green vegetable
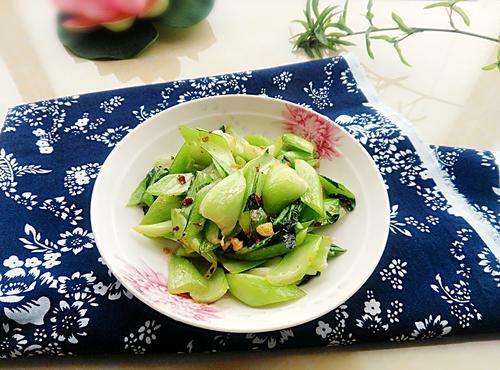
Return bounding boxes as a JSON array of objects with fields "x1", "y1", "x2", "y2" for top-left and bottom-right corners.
[{"x1": 128, "y1": 125, "x2": 356, "y2": 306}]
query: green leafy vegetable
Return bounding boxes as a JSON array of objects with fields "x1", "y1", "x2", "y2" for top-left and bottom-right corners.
[
  {"x1": 129, "y1": 126, "x2": 355, "y2": 307},
  {"x1": 226, "y1": 273, "x2": 305, "y2": 307}
]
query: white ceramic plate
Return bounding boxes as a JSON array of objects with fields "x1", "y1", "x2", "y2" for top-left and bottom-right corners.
[{"x1": 91, "y1": 95, "x2": 389, "y2": 333}]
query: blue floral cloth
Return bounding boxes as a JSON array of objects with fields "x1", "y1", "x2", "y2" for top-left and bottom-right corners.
[{"x1": 0, "y1": 56, "x2": 498, "y2": 357}]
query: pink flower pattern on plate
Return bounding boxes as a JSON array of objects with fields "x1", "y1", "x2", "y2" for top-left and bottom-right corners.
[
  {"x1": 282, "y1": 104, "x2": 343, "y2": 159},
  {"x1": 118, "y1": 258, "x2": 219, "y2": 321}
]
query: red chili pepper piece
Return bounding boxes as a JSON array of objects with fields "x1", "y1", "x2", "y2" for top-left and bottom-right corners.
[
  {"x1": 177, "y1": 175, "x2": 186, "y2": 184},
  {"x1": 181, "y1": 197, "x2": 193, "y2": 206}
]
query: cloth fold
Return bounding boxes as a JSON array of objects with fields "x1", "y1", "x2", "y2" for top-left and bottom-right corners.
[{"x1": 0, "y1": 55, "x2": 498, "y2": 358}]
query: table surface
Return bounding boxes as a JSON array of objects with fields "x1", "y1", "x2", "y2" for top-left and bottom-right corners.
[{"x1": 0, "y1": 0, "x2": 499, "y2": 368}]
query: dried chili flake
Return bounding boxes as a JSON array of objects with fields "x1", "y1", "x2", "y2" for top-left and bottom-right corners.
[{"x1": 181, "y1": 197, "x2": 193, "y2": 206}]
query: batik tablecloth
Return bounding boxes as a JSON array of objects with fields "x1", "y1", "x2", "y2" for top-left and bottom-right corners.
[{"x1": 0, "y1": 55, "x2": 498, "y2": 357}]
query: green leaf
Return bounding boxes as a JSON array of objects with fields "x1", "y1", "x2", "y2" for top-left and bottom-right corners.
[
  {"x1": 329, "y1": 22, "x2": 353, "y2": 34},
  {"x1": 370, "y1": 34, "x2": 396, "y2": 43},
  {"x1": 424, "y1": 2, "x2": 450, "y2": 9},
  {"x1": 315, "y1": 6, "x2": 337, "y2": 27},
  {"x1": 453, "y1": 6, "x2": 470, "y2": 26},
  {"x1": 481, "y1": 62, "x2": 498, "y2": 71},
  {"x1": 305, "y1": 0, "x2": 313, "y2": 28},
  {"x1": 314, "y1": 29, "x2": 329, "y2": 47},
  {"x1": 326, "y1": 32, "x2": 348, "y2": 37},
  {"x1": 341, "y1": 0, "x2": 349, "y2": 25},
  {"x1": 366, "y1": 0, "x2": 374, "y2": 26},
  {"x1": 312, "y1": 0, "x2": 320, "y2": 18},
  {"x1": 292, "y1": 19, "x2": 310, "y2": 30},
  {"x1": 156, "y1": 0, "x2": 214, "y2": 28},
  {"x1": 391, "y1": 12, "x2": 412, "y2": 33},
  {"x1": 393, "y1": 42, "x2": 411, "y2": 66},
  {"x1": 57, "y1": 16, "x2": 158, "y2": 60},
  {"x1": 334, "y1": 38, "x2": 355, "y2": 46},
  {"x1": 365, "y1": 29, "x2": 374, "y2": 59}
]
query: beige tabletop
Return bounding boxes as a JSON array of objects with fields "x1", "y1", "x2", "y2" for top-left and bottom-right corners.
[{"x1": 1, "y1": 0, "x2": 499, "y2": 368}]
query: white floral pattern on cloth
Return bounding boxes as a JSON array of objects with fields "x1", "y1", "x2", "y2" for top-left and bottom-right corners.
[
  {"x1": 3, "y1": 96, "x2": 79, "y2": 154},
  {"x1": 431, "y1": 274, "x2": 482, "y2": 328},
  {"x1": 50, "y1": 300, "x2": 89, "y2": 344},
  {"x1": 472, "y1": 203, "x2": 499, "y2": 232},
  {"x1": 379, "y1": 259, "x2": 408, "y2": 290},
  {"x1": 477, "y1": 247, "x2": 500, "y2": 287},
  {"x1": 86, "y1": 126, "x2": 131, "y2": 147},
  {"x1": 314, "y1": 304, "x2": 355, "y2": 345},
  {"x1": 63, "y1": 163, "x2": 101, "y2": 196},
  {"x1": 124, "y1": 320, "x2": 161, "y2": 355},
  {"x1": 39, "y1": 197, "x2": 84, "y2": 226},
  {"x1": 245, "y1": 329, "x2": 294, "y2": 350},
  {"x1": 433, "y1": 147, "x2": 464, "y2": 180},
  {"x1": 303, "y1": 58, "x2": 340, "y2": 109},
  {"x1": 272, "y1": 71, "x2": 293, "y2": 90},
  {"x1": 0, "y1": 149, "x2": 51, "y2": 209},
  {"x1": 100, "y1": 96, "x2": 125, "y2": 114},
  {"x1": 340, "y1": 69, "x2": 360, "y2": 94},
  {"x1": 355, "y1": 291, "x2": 394, "y2": 334},
  {"x1": 64, "y1": 113, "x2": 106, "y2": 136},
  {"x1": 389, "y1": 204, "x2": 412, "y2": 237}
]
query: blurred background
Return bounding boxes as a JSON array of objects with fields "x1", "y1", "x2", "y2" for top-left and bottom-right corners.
[{"x1": 1, "y1": 1, "x2": 499, "y2": 151}]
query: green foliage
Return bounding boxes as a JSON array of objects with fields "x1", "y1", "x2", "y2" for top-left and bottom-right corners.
[
  {"x1": 292, "y1": 0, "x2": 353, "y2": 58},
  {"x1": 292, "y1": 0, "x2": 498, "y2": 70},
  {"x1": 425, "y1": 0, "x2": 470, "y2": 28},
  {"x1": 482, "y1": 48, "x2": 500, "y2": 71}
]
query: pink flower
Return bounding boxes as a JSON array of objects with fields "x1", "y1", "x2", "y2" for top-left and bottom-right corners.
[
  {"x1": 118, "y1": 258, "x2": 220, "y2": 321},
  {"x1": 55, "y1": 0, "x2": 169, "y2": 31},
  {"x1": 282, "y1": 104, "x2": 343, "y2": 159}
]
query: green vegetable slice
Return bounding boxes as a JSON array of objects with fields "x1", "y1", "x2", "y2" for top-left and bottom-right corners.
[
  {"x1": 140, "y1": 195, "x2": 181, "y2": 225},
  {"x1": 146, "y1": 173, "x2": 193, "y2": 196},
  {"x1": 187, "y1": 171, "x2": 212, "y2": 198},
  {"x1": 307, "y1": 236, "x2": 332, "y2": 274},
  {"x1": 261, "y1": 162, "x2": 308, "y2": 215},
  {"x1": 127, "y1": 176, "x2": 148, "y2": 207},
  {"x1": 301, "y1": 198, "x2": 345, "y2": 226},
  {"x1": 219, "y1": 257, "x2": 266, "y2": 273},
  {"x1": 169, "y1": 143, "x2": 195, "y2": 174},
  {"x1": 281, "y1": 133, "x2": 315, "y2": 154},
  {"x1": 245, "y1": 135, "x2": 273, "y2": 147},
  {"x1": 182, "y1": 184, "x2": 213, "y2": 252},
  {"x1": 229, "y1": 242, "x2": 289, "y2": 261},
  {"x1": 295, "y1": 221, "x2": 313, "y2": 245},
  {"x1": 171, "y1": 208, "x2": 187, "y2": 239},
  {"x1": 295, "y1": 159, "x2": 325, "y2": 218},
  {"x1": 219, "y1": 128, "x2": 263, "y2": 161},
  {"x1": 199, "y1": 171, "x2": 246, "y2": 236},
  {"x1": 133, "y1": 220, "x2": 173, "y2": 238},
  {"x1": 204, "y1": 220, "x2": 221, "y2": 245},
  {"x1": 329, "y1": 244, "x2": 347, "y2": 258},
  {"x1": 241, "y1": 154, "x2": 274, "y2": 212},
  {"x1": 197, "y1": 131, "x2": 236, "y2": 177},
  {"x1": 320, "y1": 175, "x2": 356, "y2": 211},
  {"x1": 189, "y1": 268, "x2": 228, "y2": 303},
  {"x1": 226, "y1": 273, "x2": 305, "y2": 307},
  {"x1": 266, "y1": 234, "x2": 322, "y2": 286},
  {"x1": 168, "y1": 255, "x2": 207, "y2": 294}
]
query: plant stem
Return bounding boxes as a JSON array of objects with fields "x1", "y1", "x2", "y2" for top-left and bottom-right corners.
[{"x1": 345, "y1": 27, "x2": 498, "y2": 42}]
